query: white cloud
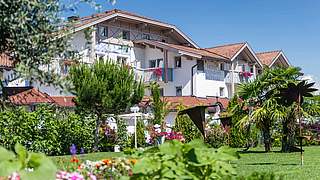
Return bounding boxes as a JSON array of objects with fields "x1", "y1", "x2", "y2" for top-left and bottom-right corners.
[{"x1": 301, "y1": 74, "x2": 320, "y2": 94}]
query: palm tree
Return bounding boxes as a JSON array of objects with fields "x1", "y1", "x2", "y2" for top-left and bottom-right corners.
[
  {"x1": 277, "y1": 81, "x2": 318, "y2": 153},
  {"x1": 230, "y1": 67, "x2": 301, "y2": 152}
]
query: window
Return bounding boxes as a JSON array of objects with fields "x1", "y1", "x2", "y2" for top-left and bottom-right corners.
[
  {"x1": 242, "y1": 64, "x2": 246, "y2": 72},
  {"x1": 176, "y1": 86, "x2": 182, "y2": 96},
  {"x1": 197, "y1": 60, "x2": 204, "y2": 71},
  {"x1": 122, "y1": 30, "x2": 130, "y2": 40},
  {"x1": 98, "y1": 26, "x2": 108, "y2": 38},
  {"x1": 219, "y1": 87, "x2": 225, "y2": 97},
  {"x1": 142, "y1": 33, "x2": 150, "y2": 40},
  {"x1": 175, "y1": 56, "x2": 182, "y2": 68},
  {"x1": 149, "y1": 59, "x2": 163, "y2": 68},
  {"x1": 250, "y1": 65, "x2": 254, "y2": 73},
  {"x1": 220, "y1": 63, "x2": 225, "y2": 71},
  {"x1": 117, "y1": 56, "x2": 128, "y2": 65},
  {"x1": 149, "y1": 60, "x2": 156, "y2": 68}
]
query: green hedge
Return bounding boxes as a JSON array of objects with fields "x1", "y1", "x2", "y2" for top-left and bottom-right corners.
[{"x1": 0, "y1": 105, "x2": 95, "y2": 156}]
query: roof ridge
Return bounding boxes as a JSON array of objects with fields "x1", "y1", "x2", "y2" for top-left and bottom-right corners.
[
  {"x1": 205, "y1": 42, "x2": 246, "y2": 49},
  {"x1": 256, "y1": 50, "x2": 282, "y2": 55}
]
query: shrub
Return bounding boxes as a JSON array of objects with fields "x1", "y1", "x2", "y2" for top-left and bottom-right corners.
[
  {"x1": 131, "y1": 140, "x2": 239, "y2": 179},
  {"x1": 173, "y1": 114, "x2": 202, "y2": 142},
  {"x1": 116, "y1": 117, "x2": 130, "y2": 150},
  {"x1": 131, "y1": 119, "x2": 146, "y2": 148},
  {"x1": 0, "y1": 105, "x2": 95, "y2": 155},
  {"x1": 205, "y1": 124, "x2": 228, "y2": 148}
]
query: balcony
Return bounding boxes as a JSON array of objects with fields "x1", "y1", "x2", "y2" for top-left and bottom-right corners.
[
  {"x1": 225, "y1": 71, "x2": 254, "y2": 84},
  {"x1": 134, "y1": 67, "x2": 173, "y2": 83},
  {"x1": 205, "y1": 69, "x2": 225, "y2": 81}
]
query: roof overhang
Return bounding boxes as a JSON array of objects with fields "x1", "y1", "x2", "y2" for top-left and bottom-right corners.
[
  {"x1": 269, "y1": 51, "x2": 291, "y2": 67},
  {"x1": 134, "y1": 39, "x2": 202, "y2": 59},
  {"x1": 73, "y1": 12, "x2": 199, "y2": 48},
  {"x1": 230, "y1": 43, "x2": 263, "y2": 68}
]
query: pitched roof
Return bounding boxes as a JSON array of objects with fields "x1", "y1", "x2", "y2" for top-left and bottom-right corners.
[
  {"x1": 256, "y1": 50, "x2": 282, "y2": 66},
  {"x1": 71, "y1": 9, "x2": 199, "y2": 48},
  {"x1": 205, "y1": 42, "x2": 246, "y2": 59},
  {"x1": 0, "y1": 54, "x2": 14, "y2": 68},
  {"x1": 51, "y1": 96, "x2": 75, "y2": 107},
  {"x1": 140, "y1": 96, "x2": 229, "y2": 110},
  {"x1": 134, "y1": 40, "x2": 228, "y2": 60},
  {"x1": 9, "y1": 88, "x2": 55, "y2": 105}
]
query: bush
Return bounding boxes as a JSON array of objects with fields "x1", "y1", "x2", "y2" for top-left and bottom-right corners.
[
  {"x1": 0, "y1": 105, "x2": 95, "y2": 155},
  {"x1": 205, "y1": 124, "x2": 228, "y2": 148},
  {"x1": 131, "y1": 140, "x2": 239, "y2": 179},
  {"x1": 173, "y1": 114, "x2": 202, "y2": 142},
  {"x1": 116, "y1": 117, "x2": 130, "y2": 150},
  {"x1": 131, "y1": 119, "x2": 146, "y2": 148}
]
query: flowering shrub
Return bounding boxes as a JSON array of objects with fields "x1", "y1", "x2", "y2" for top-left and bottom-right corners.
[{"x1": 159, "y1": 131, "x2": 185, "y2": 142}]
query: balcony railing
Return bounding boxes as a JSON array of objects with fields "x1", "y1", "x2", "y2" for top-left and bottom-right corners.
[
  {"x1": 134, "y1": 67, "x2": 173, "y2": 83},
  {"x1": 205, "y1": 69, "x2": 225, "y2": 81},
  {"x1": 224, "y1": 71, "x2": 254, "y2": 84}
]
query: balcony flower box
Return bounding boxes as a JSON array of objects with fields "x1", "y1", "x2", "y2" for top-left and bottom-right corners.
[
  {"x1": 153, "y1": 68, "x2": 162, "y2": 77},
  {"x1": 240, "y1": 71, "x2": 253, "y2": 78}
]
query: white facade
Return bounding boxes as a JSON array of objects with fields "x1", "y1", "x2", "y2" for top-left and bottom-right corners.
[{"x1": 4, "y1": 10, "x2": 263, "y2": 101}]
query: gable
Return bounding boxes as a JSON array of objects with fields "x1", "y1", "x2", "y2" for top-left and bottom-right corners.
[{"x1": 72, "y1": 9, "x2": 199, "y2": 48}]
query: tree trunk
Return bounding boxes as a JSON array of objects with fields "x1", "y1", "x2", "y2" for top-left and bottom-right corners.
[
  {"x1": 262, "y1": 128, "x2": 271, "y2": 152},
  {"x1": 94, "y1": 114, "x2": 101, "y2": 152},
  {"x1": 281, "y1": 117, "x2": 296, "y2": 152}
]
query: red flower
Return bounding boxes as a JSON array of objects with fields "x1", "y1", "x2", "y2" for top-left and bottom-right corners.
[
  {"x1": 153, "y1": 68, "x2": 162, "y2": 77},
  {"x1": 70, "y1": 156, "x2": 79, "y2": 163}
]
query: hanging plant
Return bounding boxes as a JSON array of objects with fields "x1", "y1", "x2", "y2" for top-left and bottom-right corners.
[
  {"x1": 153, "y1": 68, "x2": 163, "y2": 77},
  {"x1": 240, "y1": 71, "x2": 253, "y2": 78}
]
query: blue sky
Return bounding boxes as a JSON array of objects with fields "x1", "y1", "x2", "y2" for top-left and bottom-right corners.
[{"x1": 67, "y1": 0, "x2": 320, "y2": 84}]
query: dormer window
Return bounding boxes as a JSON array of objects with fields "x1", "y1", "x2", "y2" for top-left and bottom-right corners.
[
  {"x1": 122, "y1": 30, "x2": 130, "y2": 40},
  {"x1": 98, "y1": 26, "x2": 108, "y2": 38}
]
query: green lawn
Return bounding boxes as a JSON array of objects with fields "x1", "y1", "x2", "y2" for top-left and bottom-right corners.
[
  {"x1": 52, "y1": 146, "x2": 320, "y2": 179},
  {"x1": 235, "y1": 146, "x2": 320, "y2": 180}
]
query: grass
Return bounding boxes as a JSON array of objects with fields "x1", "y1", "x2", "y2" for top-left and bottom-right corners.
[
  {"x1": 235, "y1": 146, "x2": 320, "y2": 180},
  {"x1": 51, "y1": 146, "x2": 320, "y2": 179}
]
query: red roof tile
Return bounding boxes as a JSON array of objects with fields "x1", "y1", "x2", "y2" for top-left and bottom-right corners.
[
  {"x1": 140, "y1": 96, "x2": 229, "y2": 110},
  {"x1": 51, "y1": 96, "x2": 76, "y2": 107},
  {"x1": 9, "y1": 88, "x2": 55, "y2": 105},
  {"x1": 205, "y1": 42, "x2": 246, "y2": 60},
  {"x1": 256, "y1": 50, "x2": 281, "y2": 66},
  {"x1": 0, "y1": 54, "x2": 14, "y2": 68}
]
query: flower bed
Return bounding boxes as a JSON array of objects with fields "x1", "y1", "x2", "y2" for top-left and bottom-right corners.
[{"x1": 55, "y1": 156, "x2": 135, "y2": 180}]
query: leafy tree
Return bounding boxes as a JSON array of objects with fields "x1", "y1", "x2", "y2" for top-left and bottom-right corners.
[
  {"x1": 149, "y1": 82, "x2": 169, "y2": 125},
  {"x1": 0, "y1": 0, "x2": 115, "y2": 97},
  {"x1": 68, "y1": 59, "x2": 144, "y2": 151}
]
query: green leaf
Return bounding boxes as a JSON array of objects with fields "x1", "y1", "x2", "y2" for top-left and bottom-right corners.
[
  {"x1": 0, "y1": 161, "x2": 21, "y2": 177},
  {"x1": 15, "y1": 143, "x2": 28, "y2": 167},
  {"x1": 159, "y1": 140, "x2": 182, "y2": 156},
  {"x1": 0, "y1": 147, "x2": 15, "y2": 161}
]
